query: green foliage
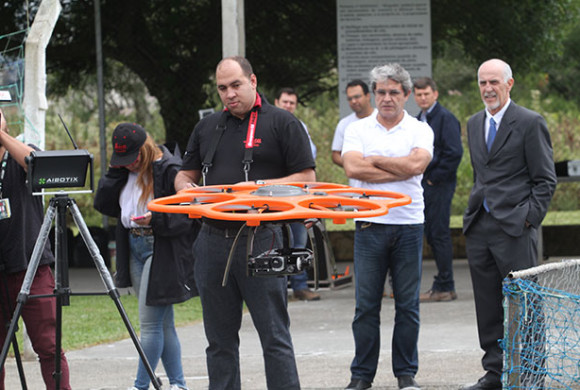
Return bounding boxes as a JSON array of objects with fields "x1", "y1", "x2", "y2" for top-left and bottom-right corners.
[
  {"x1": 4, "y1": 1, "x2": 579, "y2": 225},
  {"x1": 294, "y1": 85, "x2": 348, "y2": 185},
  {"x1": 548, "y1": 22, "x2": 580, "y2": 105},
  {"x1": 12, "y1": 295, "x2": 202, "y2": 353},
  {"x1": 43, "y1": 70, "x2": 168, "y2": 226},
  {"x1": 431, "y1": 0, "x2": 576, "y2": 72},
  {"x1": 3, "y1": 0, "x2": 576, "y2": 149}
]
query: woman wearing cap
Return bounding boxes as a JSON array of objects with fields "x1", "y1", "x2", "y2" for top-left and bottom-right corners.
[{"x1": 94, "y1": 123, "x2": 197, "y2": 390}]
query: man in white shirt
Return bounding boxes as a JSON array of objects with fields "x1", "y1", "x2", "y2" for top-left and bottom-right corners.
[
  {"x1": 342, "y1": 63, "x2": 433, "y2": 390},
  {"x1": 331, "y1": 79, "x2": 375, "y2": 170}
]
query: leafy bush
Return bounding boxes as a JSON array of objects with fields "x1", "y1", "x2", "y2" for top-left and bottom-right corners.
[{"x1": 44, "y1": 67, "x2": 580, "y2": 229}]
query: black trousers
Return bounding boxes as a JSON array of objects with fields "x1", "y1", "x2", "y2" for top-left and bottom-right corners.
[{"x1": 464, "y1": 211, "x2": 538, "y2": 379}]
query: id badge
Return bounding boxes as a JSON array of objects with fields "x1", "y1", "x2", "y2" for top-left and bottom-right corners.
[{"x1": 0, "y1": 198, "x2": 11, "y2": 220}]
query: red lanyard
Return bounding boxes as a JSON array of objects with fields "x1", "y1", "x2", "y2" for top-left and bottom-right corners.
[
  {"x1": 244, "y1": 110, "x2": 258, "y2": 148},
  {"x1": 202, "y1": 94, "x2": 262, "y2": 184}
]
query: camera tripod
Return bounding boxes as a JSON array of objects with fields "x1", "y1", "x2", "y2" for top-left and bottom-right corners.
[{"x1": 0, "y1": 194, "x2": 162, "y2": 389}]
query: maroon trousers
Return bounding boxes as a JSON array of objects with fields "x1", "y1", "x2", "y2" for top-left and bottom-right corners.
[{"x1": 0, "y1": 265, "x2": 71, "y2": 389}]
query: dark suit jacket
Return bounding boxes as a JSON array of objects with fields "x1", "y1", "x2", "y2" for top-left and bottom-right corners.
[
  {"x1": 463, "y1": 101, "x2": 557, "y2": 237},
  {"x1": 416, "y1": 102, "x2": 463, "y2": 184}
]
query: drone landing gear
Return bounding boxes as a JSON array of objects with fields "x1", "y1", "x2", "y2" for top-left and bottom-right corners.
[
  {"x1": 306, "y1": 220, "x2": 352, "y2": 289},
  {"x1": 221, "y1": 221, "x2": 317, "y2": 288}
]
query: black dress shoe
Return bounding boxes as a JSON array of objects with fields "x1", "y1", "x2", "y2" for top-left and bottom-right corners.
[
  {"x1": 460, "y1": 376, "x2": 501, "y2": 390},
  {"x1": 345, "y1": 378, "x2": 372, "y2": 389}
]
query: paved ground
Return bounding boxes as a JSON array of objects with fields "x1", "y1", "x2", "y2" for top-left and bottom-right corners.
[{"x1": 4, "y1": 259, "x2": 491, "y2": 389}]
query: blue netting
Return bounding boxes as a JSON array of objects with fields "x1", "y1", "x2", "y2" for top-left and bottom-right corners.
[
  {"x1": 0, "y1": 29, "x2": 27, "y2": 134},
  {"x1": 502, "y1": 262, "x2": 580, "y2": 389}
]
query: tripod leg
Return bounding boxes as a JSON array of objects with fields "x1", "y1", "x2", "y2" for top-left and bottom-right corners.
[
  {"x1": 0, "y1": 201, "x2": 57, "y2": 378},
  {"x1": 68, "y1": 199, "x2": 162, "y2": 389},
  {"x1": 10, "y1": 335, "x2": 28, "y2": 390},
  {"x1": 52, "y1": 195, "x2": 73, "y2": 389}
]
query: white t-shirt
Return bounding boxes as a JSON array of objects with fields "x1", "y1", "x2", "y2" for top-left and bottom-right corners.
[
  {"x1": 332, "y1": 110, "x2": 377, "y2": 187},
  {"x1": 331, "y1": 109, "x2": 379, "y2": 152},
  {"x1": 119, "y1": 171, "x2": 152, "y2": 228},
  {"x1": 300, "y1": 120, "x2": 317, "y2": 159},
  {"x1": 342, "y1": 110, "x2": 434, "y2": 225},
  {"x1": 332, "y1": 112, "x2": 357, "y2": 152}
]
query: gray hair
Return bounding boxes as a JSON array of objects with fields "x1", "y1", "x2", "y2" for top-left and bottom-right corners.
[
  {"x1": 478, "y1": 59, "x2": 513, "y2": 83},
  {"x1": 369, "y1": 63, "x2": 413, "y2": 95}
]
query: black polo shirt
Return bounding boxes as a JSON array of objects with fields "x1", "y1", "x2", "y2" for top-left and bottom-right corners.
[
  {"x1": 182, "y1": 99, "x2": 315, "y2": 185},
  {"x1": 0, "y1": 150, "x2": 54, "y2": 274}
]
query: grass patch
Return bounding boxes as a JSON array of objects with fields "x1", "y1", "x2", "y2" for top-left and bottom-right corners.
[
  {"x1": 325, "y1": 210, "x2": 580, "y2": 231},
  {"x1": 8, "y1": 209, "x2": 576, "y2": 355},
  {"x1": 10, "y1": 294, "x2": 202, "y2": 354}
]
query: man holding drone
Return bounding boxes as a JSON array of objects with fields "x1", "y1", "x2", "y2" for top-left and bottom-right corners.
[{"x1": 174, "y1": 56, "x2": 315, "y2": 390}]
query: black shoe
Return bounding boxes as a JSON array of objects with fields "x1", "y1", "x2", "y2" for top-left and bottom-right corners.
[
  {"x1": 460, "y1": 376, "x2": 501, "y2": 390},
  {"x1": 398, "y1": 375, "x2": 421, "y2": 390},
  {"x1": 293, "y1": 288, "x2": 321, "y2": 301},
  {"x1": 345, "y1": 378, "x2": 372, "y2": 389}
]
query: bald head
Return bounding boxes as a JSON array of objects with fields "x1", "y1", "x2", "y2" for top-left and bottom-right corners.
[
  {"x1": 478, "y1": 59, "x2": 512, "y2": 83},
  {"x1": 477, "y1": 58, "x2": 514, "y2": 115}
]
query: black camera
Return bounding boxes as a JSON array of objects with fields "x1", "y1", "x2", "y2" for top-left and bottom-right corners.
[
  {"x1": 248, "y1": 248, "x2": 313, "y2": 277},
  {"x1": 26, "y1": 149, "x2": 93, "y2": 195}
]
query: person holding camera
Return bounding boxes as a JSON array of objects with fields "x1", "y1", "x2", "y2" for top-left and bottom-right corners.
[
  {"x1": 0, "y1": 109, "x2": 71, "y2": 389},
  {"x1": 94, "y1": 123, "x2": 197, "y2": 390},
  {"x1": 174, "y1": 56, "x2": 315, "y2": 390}
]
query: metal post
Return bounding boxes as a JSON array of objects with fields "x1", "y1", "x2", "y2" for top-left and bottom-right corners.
[
  {"x1": 94, "y1": 0, "x2": 108, "y2": 229},
  {"x1": 221, "y1": 0, "x2": 245, "y2": 57}
]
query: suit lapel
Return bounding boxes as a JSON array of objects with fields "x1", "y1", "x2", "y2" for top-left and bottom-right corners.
[
  {"x1": 489, "y1": 102, "x2": 516, "y2": 157},
  {"x1": 471, "y1": 111, "x2": 487, "y2": 159}
]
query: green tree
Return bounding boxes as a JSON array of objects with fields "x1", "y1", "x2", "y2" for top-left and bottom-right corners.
[
  {"x1": 547, "y1": 23, "x2": 580, "y2": 104},
  {"x1": 1, "y1": 0, "x2": 576, "y2": 148},
  {"x1": 431, "y1": 0, "x2": 575, "y2": 71},
  {"x1": 1, "y1": 0, "x2": 338, "y2": 148}
]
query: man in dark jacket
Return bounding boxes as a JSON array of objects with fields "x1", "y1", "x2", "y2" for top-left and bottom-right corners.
[{"x1": 413, "y1": 77, "x2": 463, "y2": 302}]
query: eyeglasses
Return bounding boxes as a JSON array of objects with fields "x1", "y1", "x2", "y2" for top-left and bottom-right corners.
[{"x1": 374, "y1": 89, "x2": 403, "y2": 98}]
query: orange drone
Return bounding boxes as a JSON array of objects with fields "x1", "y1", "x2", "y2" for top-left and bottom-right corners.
[
  {"x1": 148, "y1": 182, "x2": 411, "y2": 226},
  {"x1": 148, "y1": 182, "x2": 411, "y2": 285}
]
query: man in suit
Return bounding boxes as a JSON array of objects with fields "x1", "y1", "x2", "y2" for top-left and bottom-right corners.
[
  {"x1": 413, "y1": 77, "x2": 463, "y2": 302},
  {"x1": 461, "y1": 59, "x2": 557, "y2": 390}
]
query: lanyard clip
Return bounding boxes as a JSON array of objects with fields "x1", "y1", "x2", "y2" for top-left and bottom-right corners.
[
  {"x1": 201, "y1": 164, "x2": 211, "y2": 187},
  {"x1": 242, "y1": 160, "x2": 252, "y2": 182}
]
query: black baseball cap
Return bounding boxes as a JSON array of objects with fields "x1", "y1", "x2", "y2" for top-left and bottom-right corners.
[{"x1": 110, "y1": 123, "x2": 147, "y2": 166}]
